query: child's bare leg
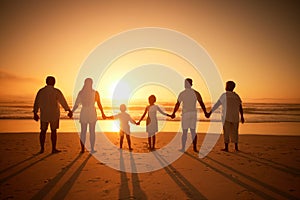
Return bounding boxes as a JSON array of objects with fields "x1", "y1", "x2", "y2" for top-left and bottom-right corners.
[
  {"x1": 120, "y1": 135, "x2": 124, "y2": 149},
  {"x1": 126, "y1": 134, "x2": 132, "y2": 150}
]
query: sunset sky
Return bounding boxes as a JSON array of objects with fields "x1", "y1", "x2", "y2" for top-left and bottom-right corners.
[{"x1": 0, "y1": 0, "x2": 299, "y2": 105}]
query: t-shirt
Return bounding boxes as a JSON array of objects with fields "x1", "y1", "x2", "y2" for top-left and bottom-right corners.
[
  {"x1": 178, "y1": 88, "x2": 202, "y2": 113},
  {"x1": 219, "y1": 91, "x2": 242, "y2": 122},
  {"x1": 115, "y1": 112, "x2": 135, "y2": 134},
  {"x1": 33, "y1": 85, "x2": 70, "y2": 122}
]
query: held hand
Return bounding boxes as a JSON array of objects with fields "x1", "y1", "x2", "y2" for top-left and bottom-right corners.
[
  {"x1": 102, "y1": 114, "x2": 107, "y2": 120},
  {"x1": 136, "y1": 121, "x2": 141, "y2": 125},
  {"x1": 170, "y1": 113, "x2": 176, "y2": 119},
  {"x1": 205, "y1": 111, "x2": 211, "y2": 118},
  {"x1": 67, "y1": 111, "x2": 73, "y2": 118},
  {"x1": 33, "y1": 113, "x2": 39, "y2": 121},
  {"x1": 241, "y1": 116, "x2": 245, "y2": 124}
]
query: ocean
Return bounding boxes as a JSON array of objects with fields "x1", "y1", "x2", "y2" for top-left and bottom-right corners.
[
  {"x1": 0, "y1": 100, "x2": 300, "y2": 123},
  {"x1": 0, "y1": 99, "x2": 299, "y2": 134}
]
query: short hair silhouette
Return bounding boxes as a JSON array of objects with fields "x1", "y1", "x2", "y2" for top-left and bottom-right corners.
[
  {"x1": 226, "y1": 81, "x2": 236, "y2": 91},
  {"x1": 46, "y1": 76, "x2": 55, "y2": 86},
  {"x1": 148, "y1": 95, "x2": 156, "y2": 104},
  {"x1": 185, "y1": 78, "x2": 193, "y2": 88},
  {"x1": 186, "y1": 78, "x2": 193, "y2": 86},
  {"x1": 120, "y1": 104, "x2": 127, "y2": 112}
]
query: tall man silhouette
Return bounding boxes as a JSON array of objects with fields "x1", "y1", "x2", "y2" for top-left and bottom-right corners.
[
  {"x1": 171, "y1": 78, "x2": 208, "y2": 152},
  {"x1": 33, "y1": 76, "x2": 72, "y2": 153}
]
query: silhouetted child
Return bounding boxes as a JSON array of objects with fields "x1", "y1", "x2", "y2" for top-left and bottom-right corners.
[
  {"x1": 107, "y1": 104, "x2": 137, "y2": 150},
  {"x1": 207, "y1": 81, "x2": 244, "y2": 152},
  {"x1": 138, "y1": 95, "x2": 172, "y2": 150}
]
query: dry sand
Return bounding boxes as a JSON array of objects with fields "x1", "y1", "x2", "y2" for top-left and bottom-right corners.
[{"x1": 0, "y1": 132, "x2": 299, "y2": 200}]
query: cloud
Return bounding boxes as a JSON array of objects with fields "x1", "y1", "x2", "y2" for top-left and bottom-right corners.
[{"x1": 0, "y1": 70, "x2": 41, "y2": 83}]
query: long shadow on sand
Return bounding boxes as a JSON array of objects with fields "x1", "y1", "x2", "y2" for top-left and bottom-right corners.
[
  {"x1": 237, "y1": 151, "x2": 300, "y2": 176},
  {"x1": 130, "y1": 152, "x2": 147, "y2": 200},
  {"x1": 0, "y1": 154, "x2": 38, "y2": 175},
  {"x1": 30, "y1": 153, "x2": 84, "y2": 200},
  {"x1": 0, "y1": 153, "x2": 53, "y2": 185},
  {"x1": 51, "y1": 154, "x2": 92, "y2": 199},
  {"x1": 185, "y1": 152, "x2": 298, "y2": 200},
  {"x1": 153, "y1": 151, "x2": 207, "y2": 200},
  {"x1": 119, "y1": 151, "x2": 131, "y2": 199},
  {"x1": 118, "y1": 151, "x2": 147, "y2": 200}
]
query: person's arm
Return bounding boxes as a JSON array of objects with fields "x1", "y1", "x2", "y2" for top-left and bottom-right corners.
[
  {"x1": 240, "y1": 104, "x2": 244, "y2": 124},
  {"x1": 171, "y1": 101, "x2": 180, "y2": 119},
  {"x1": 130, "y1": 117, "x2": 138, "y2": 125},
  {"x1": 57, "y1": 90, "x2": 72, "y2": 118},
  {"x1": 72, "y1": 93, "x2": 80, "y2": 113},
  {"x1": 195, "y1": 91, "x2": 208, "y2": 116},
  {"x1": 33, "y1": 91, "x2": 40, "y2": 121},
  {"x1": 95, "y1": 91, "x2": 106, "y2": 119},
  {"x1": 211, "y1": 100, "x2": 222, "y2": 113},
  {"x1": 206, "y1": 99, "x2": 222, "y2": 118},
  {"x1": 106, "y1": 115, "x2": 115, "y2": 120},
  {"x1": 137, "y1": 107, "x2": 148, "y2": 125},
  {"x1": 157, "y1": 106, "x2": 171, "y2": 117}
]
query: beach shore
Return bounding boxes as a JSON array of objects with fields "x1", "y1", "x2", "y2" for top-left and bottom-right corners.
[{"x1": 0, "y1": 131, "x2": 299, "y2": 199}]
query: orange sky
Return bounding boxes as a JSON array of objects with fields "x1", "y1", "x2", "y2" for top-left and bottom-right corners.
[{"x1": 0, "y1": 1, "x2": 299, "y2": 103}]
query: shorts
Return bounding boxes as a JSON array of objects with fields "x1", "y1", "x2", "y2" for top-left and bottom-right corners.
[
  {"x1": 223, "y1": 121, "x2": 239, "y2": 143},
  {"x1": 181, "y1": 111, "x2": 197, "y2": 130},
  {"x1": 41, "y1": 120, "x2": 59, "y2": 131}
]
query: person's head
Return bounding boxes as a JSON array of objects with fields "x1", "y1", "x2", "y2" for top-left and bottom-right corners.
[
  {"x1": 225, "y1": 81, "x2": 236, "y2": 92},
  {"x1": 84, "y1": 78, "x2": 93, "y2": 89},
  {"x1": 46, "y1": 76, "x2": 55, "y2": 86},
  {"x1": 120, "y1": 104, "x2": 127, "y2": 112},
  {"x1": 82, "y1": 78, "x2": 93, "y2": 91},
  {"x1": 148, "y1": 95, "x2": 156, "y2": 105},
  {"x1": 184, "y1": 78, "x2": 193, "y2": 89}
]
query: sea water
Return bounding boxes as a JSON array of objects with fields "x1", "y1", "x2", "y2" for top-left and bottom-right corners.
[{"x1": 0, "y1": 99, "x2": 299, "y2": 135}]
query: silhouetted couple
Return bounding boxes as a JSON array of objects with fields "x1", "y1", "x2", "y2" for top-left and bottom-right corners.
[{"x1": 33, "y1": 77, "x2": 105, "y2": 154}]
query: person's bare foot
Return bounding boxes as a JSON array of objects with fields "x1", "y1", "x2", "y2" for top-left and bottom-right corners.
[
  {"x1": 90, "y1": 150, "x2": 97, "y2": 154},
  {"x1": 52, "y1": 149, "x2": 62, "y2": 154},
  {"x1": 221, "y1": 148, "x2": 228, "y2": 152}
]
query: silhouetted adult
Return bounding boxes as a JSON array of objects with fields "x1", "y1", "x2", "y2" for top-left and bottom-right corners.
[
  {"x1": 171, "y1": 78, "x2": 208, "y2": 152},
  {"x1": 72, "y1": 78, "x2": 106, "y2": 153},
  {"x1": 33, "y1": 76, "x2": 72, "y2": 154},
  {"x1": 207, "y1": 81, "x2": 244, "y2": 151}
]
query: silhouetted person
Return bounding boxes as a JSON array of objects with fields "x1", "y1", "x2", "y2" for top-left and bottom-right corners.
[
  {"x1": 138, "y1": 95, "x2": 171, "y2": 150},
  {"x1": 207, "y1": 81, "x2": 244, "y2": 152},
  {"x1": 171, "y1": 78, "x2": 208, "y2": 152},
  {"x1": 33, "y1": 76, "x2": 72, "y2": 154},
  {"x1": 107, "y1": 104, "x2": 137, "y2": 150},
  {"x1": 72, "y1": 78, "x2": 106, "y2": 153}
]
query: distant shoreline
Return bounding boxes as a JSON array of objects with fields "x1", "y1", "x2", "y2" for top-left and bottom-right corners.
[{"x1": 0, "y1": 120, "x2": 299, "y2": 136}]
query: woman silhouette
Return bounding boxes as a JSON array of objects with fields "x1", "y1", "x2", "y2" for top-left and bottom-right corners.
[{"x1": 72, "y1": 78, "x2": 106, "y2": 153}]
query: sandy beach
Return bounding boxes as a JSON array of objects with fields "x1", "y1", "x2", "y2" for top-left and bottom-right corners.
[{"x1": 0, "y1": 131, "x2": 299, "y2": 200}]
